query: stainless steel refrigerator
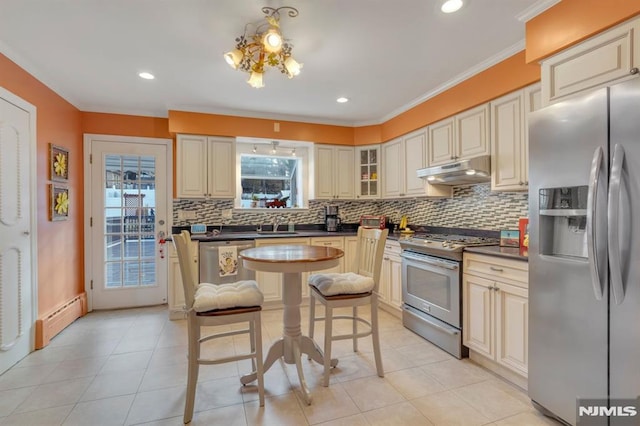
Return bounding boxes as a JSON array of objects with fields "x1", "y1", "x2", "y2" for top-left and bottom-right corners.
[{"x1": 528, "y1": 77, "x2": 640, "y2": 426}]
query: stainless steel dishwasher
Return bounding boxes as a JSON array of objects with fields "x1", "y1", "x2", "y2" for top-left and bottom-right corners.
[{"x1": 199, "y1": 240, "x2": 256, "y2": 284}]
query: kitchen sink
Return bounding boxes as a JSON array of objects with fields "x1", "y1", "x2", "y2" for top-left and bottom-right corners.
[{"x1": 256, "y1": 231, "x2": 299, "y2": 235}]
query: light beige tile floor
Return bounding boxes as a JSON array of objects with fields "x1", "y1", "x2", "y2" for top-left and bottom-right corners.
[{"x1": 0, "y1": 305, "x2": 562, "y2": 425}]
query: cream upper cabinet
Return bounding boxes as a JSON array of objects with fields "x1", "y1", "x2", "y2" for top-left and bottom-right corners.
[
  {"x1": 491, "y1": 91, "x2": 526, "y2": 191},
  {"x1": 428, "y1": 118, "x2": 455, "y2": 166},
  {"x1": 176, "y1": 134, "x2": 235, "y2": 198},
  {"x1": 523, "y1": 83, "x2": 542, "y2": 186},
  {"x1": 403, "y1": 129, "x2": 428, "y2": 196},
  {"x1": 355, "y1": 145, "x2": 380, "y2": 199},
  {"x1": 381, "y1": 138, "x2": 403, "y2": 198},
  {"x1": 382, "y1": 132, "x2": 451, "y2": 199},
  {"x1": 456, "y1": 104, "x2": 490, "y2": 159},
  {"x1": 463, "y1": 253, "x2": 529, "y2": 379},
  {"x1": 491, "y1": 84, "x2": 541, "y2": 192},
  {"x1": 314, "y1": 145, "x2": 355, "y2": 200},
  {"x1": 428, "y1": 105, "x2": 490, "y2": 166},
  {"x1": 541, "y1": 17, "x2": 640, "y2": 106}
]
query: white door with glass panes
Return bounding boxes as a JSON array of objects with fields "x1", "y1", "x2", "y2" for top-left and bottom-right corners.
[{"x1": 86, "y1": 136, "x2": 171, "y2": 310}]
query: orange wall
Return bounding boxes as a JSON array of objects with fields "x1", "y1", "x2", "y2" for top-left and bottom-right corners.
[
  {"x1": 0, "y1": 53, "x2": 84, "y2": 317},
  {"x1": 168, "y1": 110, "x2": 354, "y2": 145},
  {"x1": 376, "y1": 51, "x2": 540, "y2": 143},
  {"x1": 82, "y1": 112, "x2": 171, "y2": 139},
  {"x1": 526, "y1": 0, "x2": 640, "y2": 63}
]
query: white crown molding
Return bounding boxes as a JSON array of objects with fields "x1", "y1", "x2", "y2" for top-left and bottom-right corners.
[
  {"x1": 516, "y1": 0, "x2": 561, "y2": 22},
  {"x1": 357, "y1": 39, "x2": 526, "y2": 127},
  {"x1": 0, "y1": 39, "x2": 82, "y2": 109},
  {"x1": 166, "y1": 105, "x2": 357, "y2": 126}
]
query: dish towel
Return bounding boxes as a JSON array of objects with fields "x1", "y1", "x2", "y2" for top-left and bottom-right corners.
[{"x1": 218, "y1": 245, "x2": 238, "y2": 277}]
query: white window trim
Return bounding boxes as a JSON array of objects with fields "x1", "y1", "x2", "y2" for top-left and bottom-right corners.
[{"x1": 234, "y1": 141, "x2": 311, "y2": 210}]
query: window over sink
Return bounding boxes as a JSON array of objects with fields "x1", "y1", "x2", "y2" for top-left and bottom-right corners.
[{"x1": 235, "y1": 141, "x2": 310, "y2": 209}]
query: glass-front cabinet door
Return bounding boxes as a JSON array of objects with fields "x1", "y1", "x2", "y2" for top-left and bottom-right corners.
[{"x1": 356, "y1": 145, "x2": 380, "y2": 199}]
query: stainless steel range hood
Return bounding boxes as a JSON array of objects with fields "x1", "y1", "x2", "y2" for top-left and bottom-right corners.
[{"x1": 417, "y1": 155, "x2": 491, "y2": 185}]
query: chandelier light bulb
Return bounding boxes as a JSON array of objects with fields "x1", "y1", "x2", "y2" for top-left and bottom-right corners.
[
  {"x1": 224, "y1": 49, "x2": 243, "y2": 69},
  {"x1": 263, "y1": 28, "x2": 283, "y2": 53},
  {"x1": 441, "y1": 0, "x2": 463, "y2": 13},
  {"x1": 284, "y1": 56, "x2": 303, "y2": 77},
  {"x1": 247, "y1": 71, "x2": 265, "y2": 88}
]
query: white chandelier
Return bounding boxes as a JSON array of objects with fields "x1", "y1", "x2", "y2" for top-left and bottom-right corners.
[{"x1": 224, "y1": 6, "x2": 303, "y2": 88}]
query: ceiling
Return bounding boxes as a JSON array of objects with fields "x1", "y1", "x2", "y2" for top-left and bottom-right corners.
[{"x1": 0, "y1": 0, "x2": 552, "y2": 126}]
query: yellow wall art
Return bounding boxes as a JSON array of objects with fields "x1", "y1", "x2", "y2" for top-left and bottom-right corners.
[
  {"x1": 50, "y1": 184, "x2": 69, "y2": 221},
  {"x1": 50, "y1": 143, "x2": 69, "y2": 182}
]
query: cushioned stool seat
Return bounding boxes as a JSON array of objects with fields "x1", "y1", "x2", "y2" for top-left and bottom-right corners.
[
  {"x1": 308, "y1": 272, "x2": 374, "y2": 296},
  {"x1": 193, "y1": 280, "x2": 263, "y2": 312}
]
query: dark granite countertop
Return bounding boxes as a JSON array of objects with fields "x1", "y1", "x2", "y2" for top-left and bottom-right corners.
[
  {"x1": 170, "y1": 224, "x2": 360, "y2": 242},
  {"x1": 464, "y1": 245, "x2": 528, "y2": 261}
]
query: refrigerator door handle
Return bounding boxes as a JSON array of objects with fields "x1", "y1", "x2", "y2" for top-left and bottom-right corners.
[
  {"x1": 608, "y1": 144, "x2": 626, "y2": 305},
  {"x1": 586, "y1": 146, "x2": 605, "y2": 301}
]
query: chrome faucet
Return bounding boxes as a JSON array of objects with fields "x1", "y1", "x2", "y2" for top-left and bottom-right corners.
[{"x1": 271, "y1": 215, "x2": 284, "y2": 232}]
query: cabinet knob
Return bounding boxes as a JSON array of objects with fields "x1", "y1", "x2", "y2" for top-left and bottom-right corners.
[
  {"x1": 489, "y1": 266, "x2": 504, "y2": 272},
  {"x1": 630, "y1": 67, "x2": 639, "y2": 75}
]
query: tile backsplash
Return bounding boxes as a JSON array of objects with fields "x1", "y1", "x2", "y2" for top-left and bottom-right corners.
[{"x1": 173, "y1": 184, "x2": 528, "y2": 231}]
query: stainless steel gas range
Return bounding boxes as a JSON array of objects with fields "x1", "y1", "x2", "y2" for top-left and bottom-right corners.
[{"x1": 399, "y1": 233, "x2": 499, "y2": 358}]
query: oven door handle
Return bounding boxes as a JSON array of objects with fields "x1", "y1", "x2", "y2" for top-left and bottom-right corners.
[
  {"x1": 401, "y1": 252, "x2": 459, "y2": 270},
  {"x1": 403, "y1": 306, "x2": 460, "y2": 335}
]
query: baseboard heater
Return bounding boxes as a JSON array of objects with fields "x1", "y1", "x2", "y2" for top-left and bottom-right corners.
[{"x1": 35, "y1": 293, "x2": 87, "y2": 349}]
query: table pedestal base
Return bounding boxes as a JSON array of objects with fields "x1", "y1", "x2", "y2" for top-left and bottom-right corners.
[{"x1": 240, "y1": 272, "x2": 338, "y2": 405}]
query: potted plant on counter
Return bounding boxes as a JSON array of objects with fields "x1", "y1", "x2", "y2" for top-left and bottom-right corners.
[{"x1": 250, "y1": 194, "x2": 259, "y2": 208}]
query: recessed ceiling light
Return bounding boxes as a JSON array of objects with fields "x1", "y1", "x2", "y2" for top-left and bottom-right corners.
[
  {"x1": 138, "y1": 72, "x2": 155, "y2": 80},
  {"x1": 336, "y1": 97, "x2": 349, "y2": 103},
  {"x1": 441, "y1": 0, "x2": 463, "y2": 13}
]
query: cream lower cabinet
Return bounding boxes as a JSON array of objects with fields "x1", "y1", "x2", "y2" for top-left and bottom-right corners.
[
  {"x1": 343, "y1": 236, "x2": 358, "y2": 272},
  {"x1": 254, "y1": 238, "x2": 311, "y2": 304},
  {"x1": 309, "y1": 237, "x2": 345, "y2": 275},
  {"x1": 463, "y1": 253, "x2": 528, "y2": 381},
  {"x1": 379, "y1": 240, "x2": 402, "y2": 316},
  {"x1": 168, "y1": 243, "x2": 192, "y2": 319}
]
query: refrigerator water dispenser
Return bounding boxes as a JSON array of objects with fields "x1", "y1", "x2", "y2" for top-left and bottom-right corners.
[{"x1": 538, "y1": 186, "x2": 589, "y2": 258}]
